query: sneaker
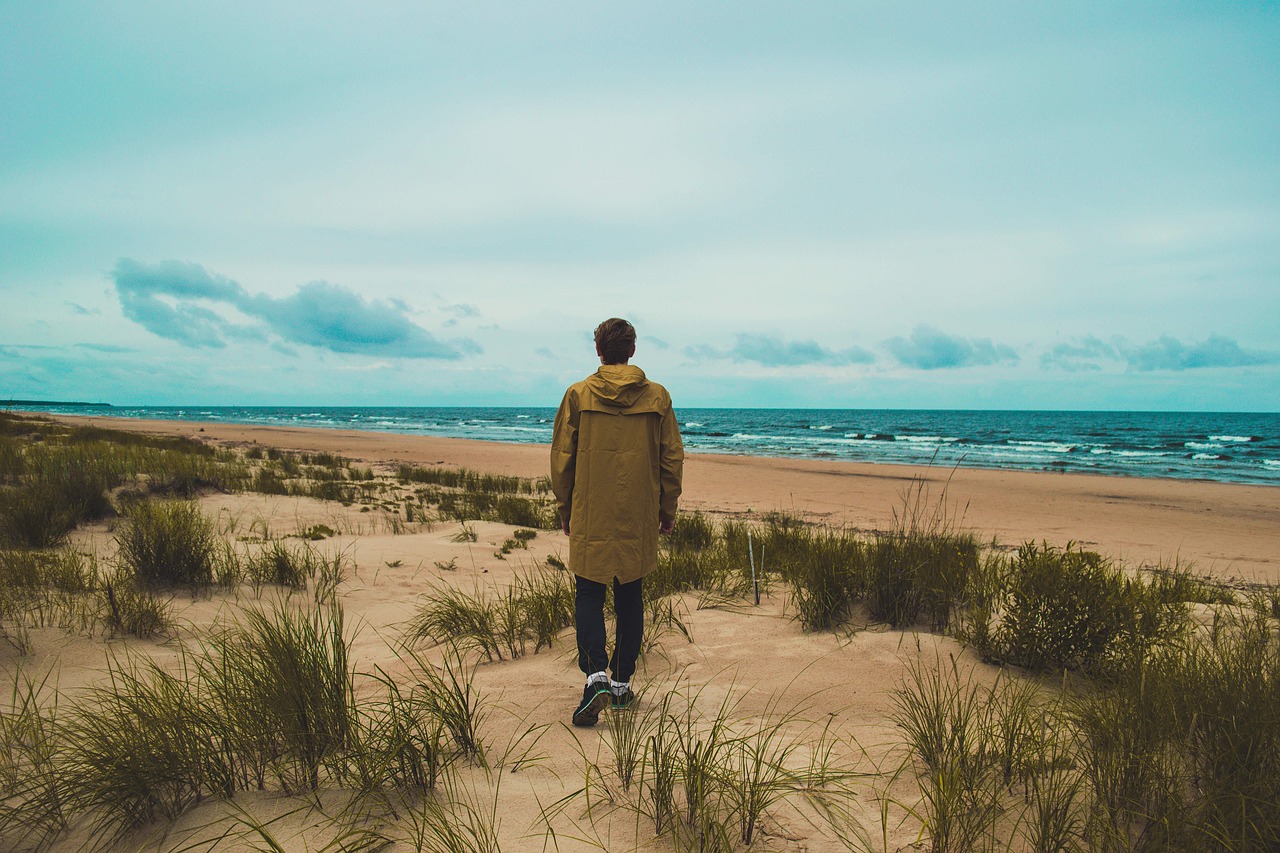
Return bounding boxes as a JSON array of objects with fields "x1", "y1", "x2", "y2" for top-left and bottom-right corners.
[
  {"x1": 611, "y1": 684, "x2": 635, "y2": 710},
  {"x1": 571, "y1": 681, "x2": 611, "y2": 727}
]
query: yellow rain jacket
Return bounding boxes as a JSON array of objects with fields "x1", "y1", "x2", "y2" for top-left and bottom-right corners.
[{"x1": 550, "y1": 364, "x2": 684, "y2": 584}]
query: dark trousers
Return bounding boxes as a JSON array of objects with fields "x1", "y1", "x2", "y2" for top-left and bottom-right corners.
[{"x1": 575, "y1": 575, "x2": 644, "y2": 682}]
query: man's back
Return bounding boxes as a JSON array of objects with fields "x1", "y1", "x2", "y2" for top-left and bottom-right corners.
[{"x1": 550, "y1": 363, "x2": 683, "y2": 585}]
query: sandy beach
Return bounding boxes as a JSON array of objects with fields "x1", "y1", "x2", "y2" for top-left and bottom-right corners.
[
  {"x1": 53, "y1": 413, "x2": 1280, "y2": 584},
  {"x1": 4, "y1": 412, "x2": 1277, "y2": 852}
]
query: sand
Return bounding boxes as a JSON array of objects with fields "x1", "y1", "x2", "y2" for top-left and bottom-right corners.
[
  {"x1": 5, "y1": 413, "x2": 1279, "y2": 852},
  {"x1": 53, "y1": 413, "x2": 1280, "y2": 583}
]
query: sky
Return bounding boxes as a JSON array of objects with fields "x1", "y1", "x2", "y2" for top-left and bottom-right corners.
[{"x1": 2, "y1": 1, "x2": 1278, "y2": 411}]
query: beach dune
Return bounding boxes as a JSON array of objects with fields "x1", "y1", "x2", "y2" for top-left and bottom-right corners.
[
  {"x1": 2, "y1": 413, "x2": 1275, "y2": 852},
  {"x1": 55, "y1": 414, "x2": 1280, "y2": 584}
]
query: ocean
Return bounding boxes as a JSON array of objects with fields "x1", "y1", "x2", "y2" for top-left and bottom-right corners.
[{"x1": 14, "y1": 404, "x2": 1280, "y2": 486}]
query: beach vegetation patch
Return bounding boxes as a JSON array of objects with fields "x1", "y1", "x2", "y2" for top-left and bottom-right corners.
[
  {"x1": 571, "y1": 681, "x2": 863, "y2": 850},
  {"x1": 976, "y1": 542, "x2": 1182, "y2": 675},
  {"x1": 449, "y1": 522, "x2": 477, "y2": 543},
  {"x1": 205, "y1": 603, "x2": 354, "y2": 793},
  {"x1": 299, "y1": 522, "x2": 337, "y2": 540},
  {"x1": 668, "y1": 510, "x2": 715, "y2": 550},
  {"x1": 396, "y1": 464, "x2": 545, "y2": 495},
  {"x1": 116, "y1": 499, "x2": 217, "y2": 587},
  {"x1": 494, "y1": 494, "x2": 553, "y2": 528},
  {"x1": 0, "y1": 601, "x2": 494, "y2": 849},
  {"x1": 406, "y1": 567, "x2": 575, "y2": 661},
  {"x1": 0, "y1": 454, "x2": 114, "y2": 548},
  {"x1": 249, "y1": 540, "x2": 316, "y2": 589},
  {"x1": 890, "y1": 609, "x2": 1280, "y2": 853},
  {"x1": 0, "y1": 414, "x2": 253, "y2": 547},
  {"x1": 100, "y1": 567, "x2": 174, "y2": 639}
]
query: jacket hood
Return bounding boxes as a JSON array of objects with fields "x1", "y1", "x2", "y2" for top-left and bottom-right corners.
[{"x1": 584, "y1": 364, "x2": 650, "y2": 408}]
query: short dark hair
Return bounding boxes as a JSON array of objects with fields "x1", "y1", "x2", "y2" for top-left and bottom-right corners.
[{"x1": 594, "y1": 318, "x2": 636, "y2": 364}]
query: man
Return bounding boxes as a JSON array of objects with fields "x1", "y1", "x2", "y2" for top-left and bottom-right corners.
[{"x1": 550, "y1": 318, "x2": 684, "y2": 727}]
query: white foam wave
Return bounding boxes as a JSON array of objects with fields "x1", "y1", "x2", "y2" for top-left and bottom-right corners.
[
  {"x1": 1090, "y1": 448, "x2": 1167, "y2": 457},
  {"x1": 786, "y1": 435, "x2": 871, "y2": 447},
  {"x1": 684, "y1": 422, "x2": 705, "y2": 428},
  {"x1": 1185, "y1": 441, "x2": 1223, "y2": 451},
  {"x1": 1192, "y1": 453, "x2": 1225, "y2": 461},
  {"x1": 896, "y1": 435, "x2": 960, "y2": 444},
  {"x1": 1009, "y1": 444, "x2": 1074, "y2": 454},
  {"x1": 1009, "y1": 440, "x2": 1075, "y2": 453},
  {"x1": 1264, "y1": 459, "x2": 1280, "y2": 468},
  {"x1": 1210, "y1": 435, "x2": 1254, "y2": 442}
]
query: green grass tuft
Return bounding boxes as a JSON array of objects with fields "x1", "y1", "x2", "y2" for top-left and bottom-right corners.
[{"x1": 116, "y1": 499, "x2": 217, "y2": 587}]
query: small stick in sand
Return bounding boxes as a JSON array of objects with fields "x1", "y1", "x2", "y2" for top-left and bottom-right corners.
[{"x1": 748, "y1": 530, "x2": 760, "y2": 606}]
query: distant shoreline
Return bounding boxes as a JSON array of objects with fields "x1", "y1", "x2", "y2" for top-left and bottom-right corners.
[
  {"x1": 18, "y1": 403, "x2": 1280, "y2": 487},
  {"x1": 2, "y1": 399, "x2": 112, "y2": 408}
]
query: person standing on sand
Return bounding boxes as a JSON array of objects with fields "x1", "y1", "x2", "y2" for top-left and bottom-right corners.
[{"x1": 550, "y1": 318, "x2": 684, "y2": 727}]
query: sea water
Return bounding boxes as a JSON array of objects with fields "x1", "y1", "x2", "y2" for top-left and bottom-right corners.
[{"x1": 15, "y1": 404, "x2": 1280, "y2": 486}]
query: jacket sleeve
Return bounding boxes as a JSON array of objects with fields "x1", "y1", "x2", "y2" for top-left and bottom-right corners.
[
  {"x1": 658, "y1": 397, "x2": 684, "y2": 525},
  {"x1": 550, "y1": 389, "x2": 578, "y2": 526}
]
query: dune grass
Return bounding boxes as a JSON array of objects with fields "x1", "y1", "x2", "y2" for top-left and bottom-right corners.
[
  {"x1": 575, "y1": 681, "x2": 864, "y2": 852},
  {"x1": 405, "y1": 566, "x2": 576, "y2": 662},
  {"x1": 116, "y1": 499, "x2": 218, "y2": 587},
  {"x1": 646, "y1": 493, "x2": 1278, "y2": 850},
  {"x1": 657, "y1": 499, "x2": 979, "y2": 635},
  {"x1": 241, "y1": 540, "x2": 351, "y2": 604},
  {"x1": 100, "y1": 566, "x2": 174, "y2": 639},
  {"x1": 0, "y1": 599, "x2": 494, "y2": 852},
  {"x1": 0, "y1": 669, "x2": 66, "y2": 848},
  {"x1": 0, "y1": 413, "x2": 255, "y2": 550},
  {"x1": 966, "y1": 542, "x2": 1184, "y2": 676},
  {"x1": 889, "y1": 608, "x2": 1280, "y2": 853},
  {"x1": 396, "y1": 464, "x2": 548, "y2": 496}
]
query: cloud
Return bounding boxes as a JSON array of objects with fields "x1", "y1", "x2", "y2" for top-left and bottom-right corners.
[
  {"x1": 74, "y1": 343, "x2": 136, "y2": 353},
  {"x1": 883, "y1": 325, "x2": 1019, "y2": 370},
  {"x1": 1120, "y1": 335, "x2": 1279, "y2": 371},
  {"x1": 241, "y1": 282, "x2": 478, "y2": 359},
  {"x1": 112, "y1": 259, "x2": 479, "y2": 359},
  {"x1": 436, "y1": 298, "x2": 480, "y2": 327},
  {"x1": 66, "y1": 301, "x2": 99, "y2": 316},
  {"x1": 113, "y1": 260, "x2": 238, "y2": 348},
  {"x1": 1040, "y1": 335, "x2": 1118, "y2": 372},
  {"x1": 440, "y1": 302, "x2": 480, "y2": 319},
  {"x1": 684, "y1": 334, "x2": 875, "y2": 367}
]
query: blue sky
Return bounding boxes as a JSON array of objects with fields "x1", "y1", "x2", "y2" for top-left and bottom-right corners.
[{"x1": 2, "y1": 1, "x2": 1278, "y2": 410}]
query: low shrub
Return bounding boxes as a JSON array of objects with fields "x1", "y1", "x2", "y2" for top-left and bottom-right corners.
[
  {"x1": 866, "y1": 531, "x2": 979, "y2": 630},
  {"x1": 983, "y1": 543, "x2": 1180, "y2": 675},
  {"x1": 116, "y1": 500, "x2": 217, "y2": 587}
]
